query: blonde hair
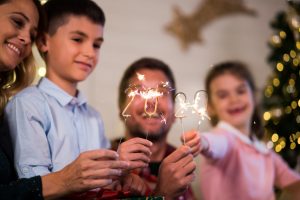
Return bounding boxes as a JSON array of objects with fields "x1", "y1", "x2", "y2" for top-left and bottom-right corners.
[{"x1": 0, "y1": 53, "x2": 36, "y2": 115}]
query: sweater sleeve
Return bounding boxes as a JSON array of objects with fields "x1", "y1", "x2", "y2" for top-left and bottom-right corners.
[
  {"x1": 0, "y1": 176, "x2": 43, "y2": 200},
  {"x1": 201, "y1": 131, "x2": 230, "y2": 160},
  {"x1": 273, "y1": 152, "x2": 300, "y2": 189}
]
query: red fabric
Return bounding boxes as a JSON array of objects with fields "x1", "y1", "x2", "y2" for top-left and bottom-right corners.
[{"x1": 65, "y1": 189, "x2": 132, "y2": 200}]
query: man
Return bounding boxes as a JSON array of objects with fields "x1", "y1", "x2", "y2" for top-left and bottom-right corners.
[{"x1": 112, "y1": 57, "x2": 196, "y2": 200}]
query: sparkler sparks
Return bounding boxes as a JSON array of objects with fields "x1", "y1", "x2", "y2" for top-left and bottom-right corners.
[
  {"x1": 121, "y1": 73, "x2": 173, "y2": 140},
  {"x1": 122, "y1": 73, "x2": 173, "y2": 119},
  {"x1": 175, "y1": 90, "x2": 210, "y2": 145}
]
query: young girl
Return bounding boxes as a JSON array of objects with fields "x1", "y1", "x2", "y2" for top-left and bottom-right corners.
[{"x1": 184, "y1": 61, "x2": 300, "y2": 200}]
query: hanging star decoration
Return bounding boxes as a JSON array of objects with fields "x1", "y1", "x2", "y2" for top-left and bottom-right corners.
[{"x1": 165, "y1": 0, "x2": 257, "y2": 50}]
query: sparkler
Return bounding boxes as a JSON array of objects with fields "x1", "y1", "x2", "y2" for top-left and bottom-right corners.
[
  {"x1": 175, "y1": 90, "x2": 210, "y2": 145},
  {"x1": 120, "y1": 73, "x2": 173, "y2": 142}
]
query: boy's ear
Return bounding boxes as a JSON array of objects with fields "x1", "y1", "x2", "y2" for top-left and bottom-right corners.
[{"x1": 36, "y1": 33, "x2": 49, "y2": 53}]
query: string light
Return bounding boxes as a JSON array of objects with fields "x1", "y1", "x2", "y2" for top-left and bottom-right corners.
[
  {"x1": 296, "y1": 41, "x2": 300, "y2": 49},
  {"x1": 296, "y1": 115, "x2": 300, "y2": 123},
  {"x1": 263, "y1": 111, "x2": 271, "y2": 121},
  {"x1": 270, "y1": 35, "x2": 282, "y2": 46},
  {"x1": 271, "y1": 133, "x2": 279, "y2": 142},
  {"x1": 290, "y1": 142, "x2": 296, "y2": 149},
  {"x1": 279, "y1": 31, "x2": 287, "y2": 39},
  {"x1": 291, "y1": 101, "x2": 297, "y2": 109},
  {"x1": 290, "y1": 50, "x2": 297, "y2": 58},
  {"x1": 283, "y1": 53, "x2": 290, "y2": 62},
  {"x1": 272, "y1": 78, "x2": 280, "y2": 87},
  {"x1": 264, "y1": 85, "x2": 274, "y2": 97},
  {"x1": 285, "y1": 106, "x2": 292, "y2": 114},
  {"x1": 276, "y1": 62, "x2": 284, "y2": 71},
  {"x1": 292, "y1": 58, "x2": 299, "y2": 66}
]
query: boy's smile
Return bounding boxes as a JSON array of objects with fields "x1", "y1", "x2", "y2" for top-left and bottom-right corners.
[{"x1": 41, "y1": 15, "x2": 104, "y2": 96}]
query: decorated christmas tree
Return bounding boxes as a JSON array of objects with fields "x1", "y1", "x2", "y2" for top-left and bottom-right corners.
[{"x1": 263, "y1": 1, "x2": 300, "y2": 168}]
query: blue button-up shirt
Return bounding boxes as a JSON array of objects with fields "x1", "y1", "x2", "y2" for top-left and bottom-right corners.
[{"x1": 5, "y1": 78, "x2": 110, "y2": 178}]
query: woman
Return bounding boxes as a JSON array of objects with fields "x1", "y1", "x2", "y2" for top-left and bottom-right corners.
[{"x1": 0, "y1": 0, "x2": 129, "y2": 199}]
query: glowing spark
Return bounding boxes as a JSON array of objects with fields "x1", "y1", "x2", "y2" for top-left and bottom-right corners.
[
  {"x1": 137, "y1": 72, "x2": 145, "y2": 81},
  {"x1": 160, "y1": 113, "x2": 167, "y2": 124},
  {"x1": 122, "y1": 74, "x2": 173, "y2": 119},
  {"x1": 175, "y1": 90, "x2": 210, "y2": 145}
]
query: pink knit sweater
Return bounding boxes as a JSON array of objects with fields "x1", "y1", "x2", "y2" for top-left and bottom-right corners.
[{"x1": 200, "y1": 121, "x2": 300, "y2": 200}]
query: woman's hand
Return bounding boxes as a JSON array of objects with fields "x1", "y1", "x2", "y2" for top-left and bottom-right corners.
[{"x1": 42, "y1": 149, "x2": 129, "y2": 199}]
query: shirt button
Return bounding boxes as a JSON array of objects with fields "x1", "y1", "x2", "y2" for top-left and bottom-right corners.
[
  {"x1": 71, "y1": 99, "x2": 77, "y2": 105},
  {"x1": 22, "y1": 166, "x2": 30, "y2": 174}
]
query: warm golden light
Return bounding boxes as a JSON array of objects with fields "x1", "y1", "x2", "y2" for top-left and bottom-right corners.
[
  {"x1": 290, "y1": 50, "x2": 296, "y2": 58},
  {"x1": 285, "y1": 106, "x2": 292, "y2": 114},
  {"x1": 279, "y1": 140, "x2": 286, "y2": 148},
  {"x1": 271, "y1": 133, "x2": 279, "y2": 142},
  {"x1": 293, "y1": 58, "x2": 299, "y2": 66},
  {"x1": 291, "y1": 101, "x2": 297, "y2": 109},
  {"x1": 296, "y1": 41, "x2": 300, "y2": 50},
  {"x1": 296, "y1": 115, "x2": 300, "y2": 124},
  {"x1": 289, "y1": 79, "x2": 295, "y2": 86},
  {"x1": 276, "y1": 63, "x2": 284, "y2": 72},
  {"x1": 275, "y1": 145, "x2": 282, "y2": 152},
  {"x1": 263, "y1": 111, "x2": 271, "y2": 121},
  {"x1": 290, "y1": 142, "x2": 296, "y2": 150},
  {"x1": 283, "y1": 53, "x2": 290, "y2": 62},
  {"x1": 272, "y1": 78, "x2": 280, "y2": 87},
  {"x1": 279, "y1": 31, "x2": 286, "y2": 39}
]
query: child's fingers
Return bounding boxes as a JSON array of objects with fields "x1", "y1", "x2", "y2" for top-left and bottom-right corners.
[{"x1": 163, "y1": 145, "x2": 191, "y2": 163}]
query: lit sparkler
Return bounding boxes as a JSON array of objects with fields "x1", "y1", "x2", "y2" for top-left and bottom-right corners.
[
  {"x1": 121, "y1": 73, "x2": 173, "y2": 141},
  {"x1": 175, "y1": 90, "x2": 210, "y2": 145}
]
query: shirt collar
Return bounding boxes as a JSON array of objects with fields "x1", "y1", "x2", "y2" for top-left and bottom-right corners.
[
  {"x1": 37, "y1": 77, "x2": 87, "y2": 107},
  {"x1": 217, "y1": 121, "x2": 269, "y2": 154}
]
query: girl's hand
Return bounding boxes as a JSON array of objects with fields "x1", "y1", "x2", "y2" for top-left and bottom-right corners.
[{"x1": 181, "y1": 130, "x2": 208, "y2": 157}]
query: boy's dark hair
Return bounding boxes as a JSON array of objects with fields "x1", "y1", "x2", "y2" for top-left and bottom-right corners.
[
  {"x1": 118, "y1": 57, "x2": 176, "y2": 111},
  {"x1": 205, "y1": 61, "x2": 264, "y2": 139},
  {"x1": 43, "y1": 0, "x2": 105, "y2": 36}
]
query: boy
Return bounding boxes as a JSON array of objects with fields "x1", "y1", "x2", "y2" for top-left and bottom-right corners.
[{"x1": 5, "y1": 0, "x2": 151, "y2": 182}]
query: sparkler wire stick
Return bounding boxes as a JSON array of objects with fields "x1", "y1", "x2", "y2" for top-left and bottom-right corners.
[{"x1": 175, "y1": 90, "x2": 210, "y2": 145}]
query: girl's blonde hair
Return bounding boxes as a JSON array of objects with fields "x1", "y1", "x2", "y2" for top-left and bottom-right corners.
[
  {"x1": 205, "y1": 61, "x2": 264, "y2": 139},
  {"x1": 0, "y1": 54, "x2": 36, "y2": 114}
]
